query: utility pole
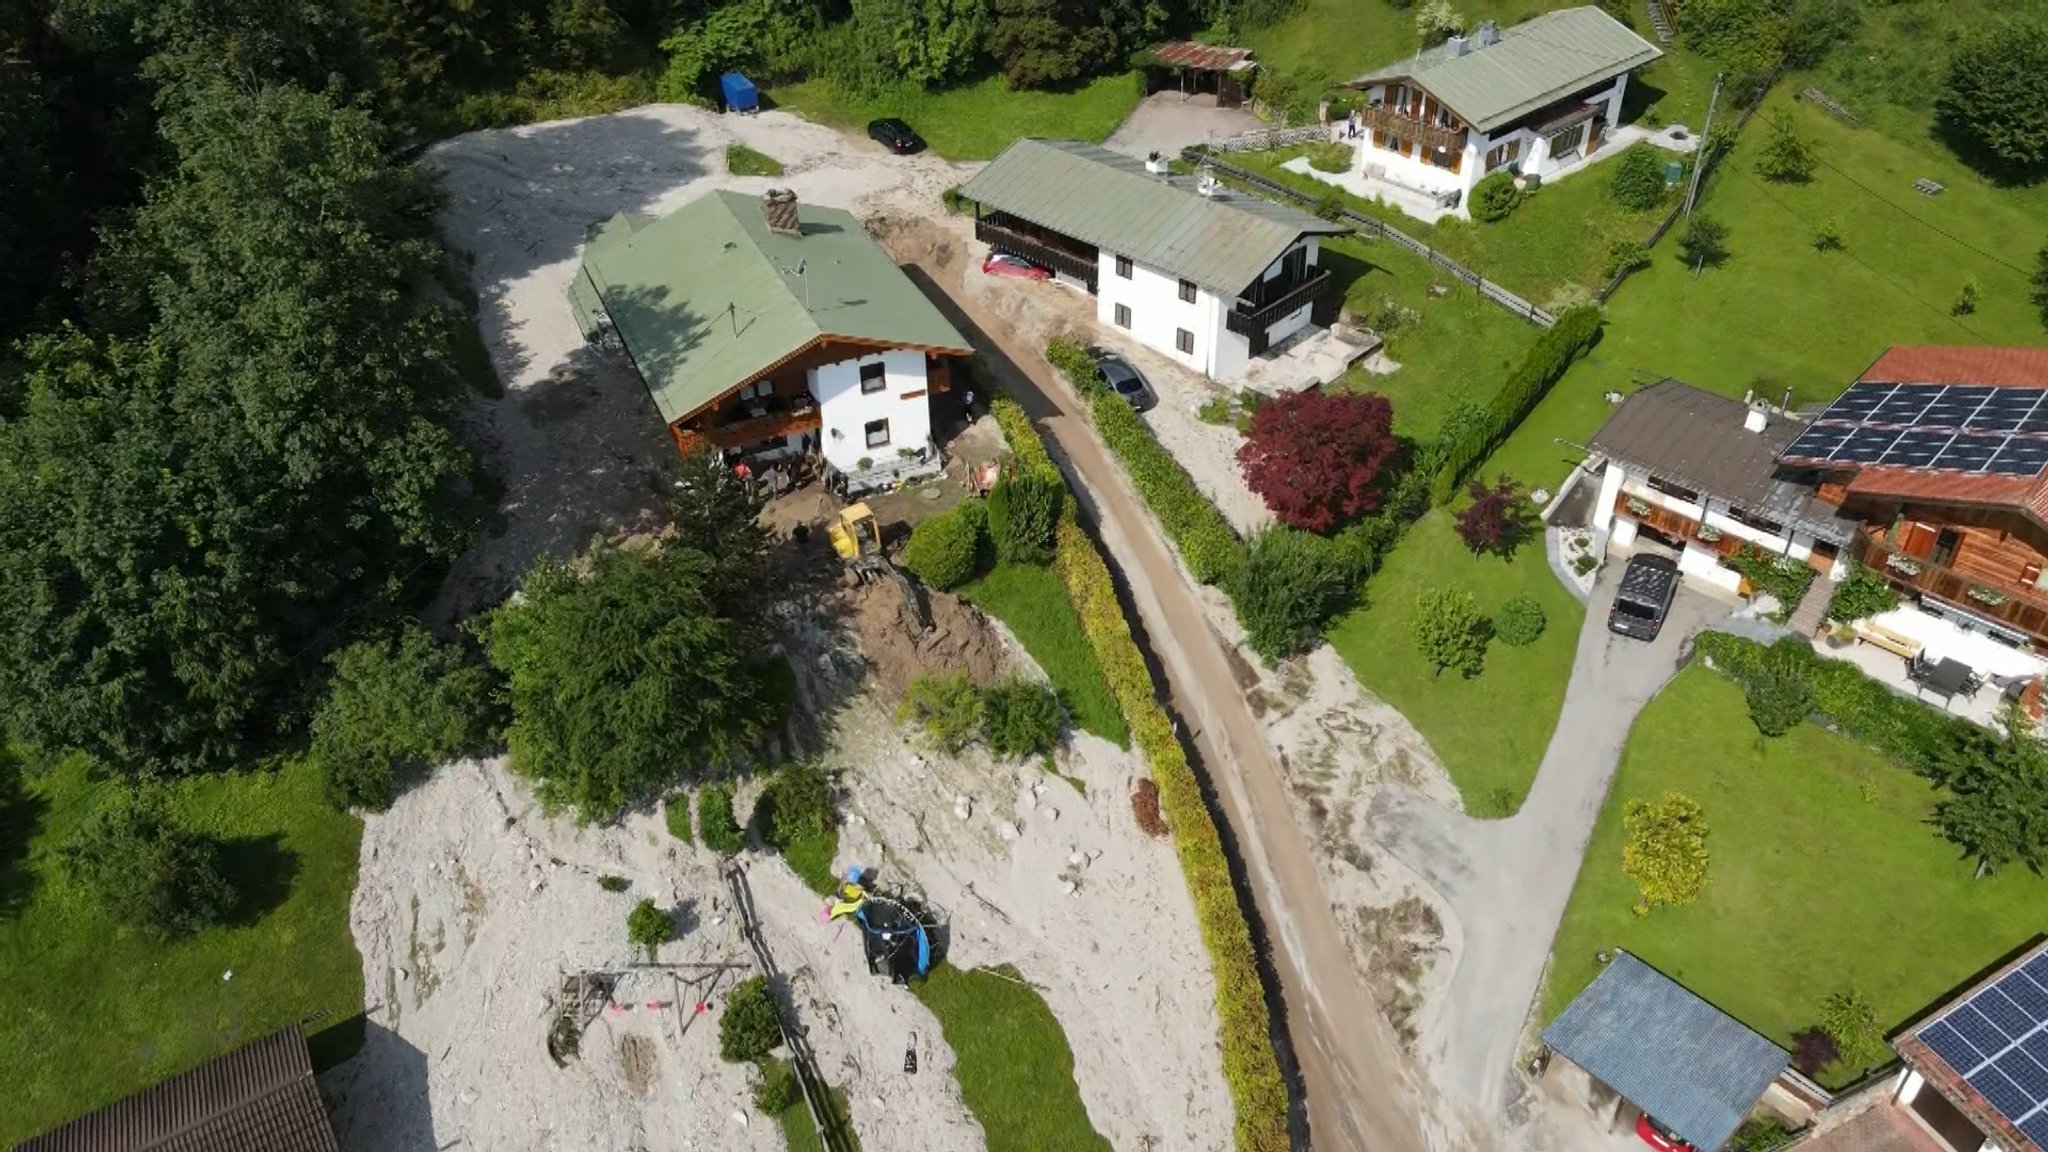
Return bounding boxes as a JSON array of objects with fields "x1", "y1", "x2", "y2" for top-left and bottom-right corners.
[{"x1": 1683, "y1": 72, "x2": 1725, "y2": 222}]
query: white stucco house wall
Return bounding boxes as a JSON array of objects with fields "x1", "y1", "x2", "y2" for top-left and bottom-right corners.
[
  {"x1": 570, "y1": 187, "x2": 973, "y2": 494},
  {"x1": 1339, "y1": 6, "x2": 1661, "y2": 213},
  {"x1": 960, "y1": 138, "x2": 1351, "y2": 383}
]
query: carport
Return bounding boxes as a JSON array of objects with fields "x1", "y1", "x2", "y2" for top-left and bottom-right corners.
[
  {"x1": 1541, "y1": 952, "x2": 1795, "y2": 1150},
  {"x1": 1138, "y1": 41, "x2": 1256, "y2": 107}
]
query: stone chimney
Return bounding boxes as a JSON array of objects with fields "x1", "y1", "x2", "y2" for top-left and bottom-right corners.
[
  {"x1": 1475, "y1": 19, "x2": 1500, "y2": 47},
  {"x1": 762, "y1": 188, "x2": 801, "y2": 236}
]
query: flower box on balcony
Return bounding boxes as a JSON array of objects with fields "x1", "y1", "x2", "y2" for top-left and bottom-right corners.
[
  {"x1": 1884, "y1": 553, "x2": 1922, "y2": 577},
  {"x1": 1967, "y1": 585, "x2": 2010, "y2": 607},
  {"x1": 1625, "y1": 496, "x2": 1651, "y2": 518},
  {"x1": 1696, "y1": 524, "x2": 1722, "y2": 543}
]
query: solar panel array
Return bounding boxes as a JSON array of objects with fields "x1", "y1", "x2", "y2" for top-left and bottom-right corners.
[
  {"x1": 1782, "y1": 382, "x2": 2048, "y2": 477},
  {"x1": 1917, "y1": 949, "x2": 2048, "y2": 1150}
]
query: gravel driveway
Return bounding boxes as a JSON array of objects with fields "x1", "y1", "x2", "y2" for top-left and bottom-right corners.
[{"x1": 1366, "y1": 564, "x2": 1732, "y2": 1121}]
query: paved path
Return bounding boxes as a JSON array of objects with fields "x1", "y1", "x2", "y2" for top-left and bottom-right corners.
[
  {"x1": 1368, "y1": 571, "x2": 1731, "y2": 1122},
  {"x1": 907, "y1": 257, "x2": 1426, "y2": 1152},
  {"x1": 1102, "y1": 92, "x2": 1264, "y2": 160}
]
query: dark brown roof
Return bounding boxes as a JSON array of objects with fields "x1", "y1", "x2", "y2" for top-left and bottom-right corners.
[
  {"x1": 1149, "y1": 41, "x2": 1254, "y2": 71},
  {"x1": 21, "y1": 1027, "x2": 341, "y2": 1152},
  {"x1": 1862, "y1": 346, "x2": 2048, "y2": 390}
]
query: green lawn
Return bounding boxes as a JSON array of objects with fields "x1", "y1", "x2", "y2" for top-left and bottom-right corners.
[
  {"x1": 913, "y1": 963, "x2": 1111, "y2": 1152},
  {"x1": 1318, "y1": 233, "x2": 1543, "y2": 443},
  {"x1": 1486, "y1": 89, "x2": 2048, "y2": 496},
  {"x1": 1545, "y1": 667, "x2": 2048, "y2": 1087},
  {"x1": 769, "y1": 1060, "x2": 862, "y2": 1152},
  {"x1": 768, "y1": 73, "x2": 1140, "y2": 161},
  {"x1": 1326, "y1": 510, "x2": 1585, "y2": 817},
  {"x1": 726, "y1": 143, "x2": 785, "y2": 176},
  {"x1": 958, "y1": 562, "x2": 1129, "y2": 747},
  {"x1": 0, "y1": 755, "x2": 364, "y2": 1144}
]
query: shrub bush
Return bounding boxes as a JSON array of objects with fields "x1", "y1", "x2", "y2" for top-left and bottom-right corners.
[
  {"x1": 991, "y1": 396, "x2": 1060, "y2": 480},
  {"x1": 1238, "y1": 389, "x2": 1399, "y2": 534},
  {"x1": 983, "y1": 680, "x2": 1065, "y2": 757},
  {"x1": 988, "y1": 468, "x2": 1063, "y2": 564},
  {"x1": 1303, "y1": 141, "x2": 1352, "y2": 173},
  {"x1": 627, "y1": 898, "x2": 673, "y2": 958},
  {"x1": 1825, "y1": 565, "x2": 1898, "y2": 623},
  {"x1": 720, "y1": 974, "x2": 783, "y2": 1063},
  {"x1": 1197, "y1": 395, "x2": 1234, "y2": 425},
  {"x1": 1455, "y1": 476, "x2": 1533, "y2": 556},
  {"x1": 1230, "y1": 526, "x2": 1357, "y2": 661},
  {"x1": 598, "y1": 874, "x2": 631, "y2": 892},
  {"x1": 2033, "y1": 243, "x2": 2048, "y2": 329},
  {"x1": 1608, "y1": 144, "x2": 1670, "y2": 210},
  {"x1": 1812, "y1": 218, "x2": 1844, "y2": 252},
  {"x1": 698, "y1": 783, "x2": 746, "y2": 855},
  {"x1": 899, "y1": 672, "x2": 986, "y2": 752},
  {"x1": 1431, "y1": 306, "x2": 1603, "y2": 503},
  {"x1": 755, "y1": 1057, "x2": 801, "y2": 1113},
  {"x1": 1817, "y1": 987, "x2": 1888, "y2": 1071},
  {"x1": 1469, "y1": 170, "x2": 1522, "y2": 222},
  {"x1": 1754, "y1": 109, "x2": 1816, "y2": 182},
  {"x1": 1678, "y1": 215, "x2": 1731, "y2": 268},
  {"x1": 1413, "y1": 588, "x2": 1490, "y2": 678},
  {"x1": 1604, "y1": 238, "x2": 1650, "y2": 279},
  {"x1": 62, "y1": 789, "x2": 235, "y2": 937},
  {"x1": 1744, "y1": 644, "x2": 1813, "y2": 737},
  {"x1": 1725, "y1": 543, "x2": 1816, "y2": 609},
  {"x1": 1621, "y1": 791, "x2": 1708, "y2": 915},
  {"x1": 1954, "y1": 279, "x2": 1980, "y2": 317},
  {"x1": 901, "y1": 501, "x2": 987, "y2": 590},
  {"x1": 665, "y1": 795, "x2": 694, "y2": 843},
  {"x1": 941, "y1": 185, "x2": 969, "y2": 215},
  {"x1": 758, "y1": 762, "x2": 837, "y2": 848},
  {"x1": 312, "y1": 623, "x2": 498, "y2": 811},
  {"x1": 1494, "y1": 596, "x2": 1547, "y2": 647}
]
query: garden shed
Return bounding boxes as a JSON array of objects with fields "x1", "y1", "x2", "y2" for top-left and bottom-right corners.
[{"x1": 1140, "y1": 41, "x2": 1255, "y2": 107}]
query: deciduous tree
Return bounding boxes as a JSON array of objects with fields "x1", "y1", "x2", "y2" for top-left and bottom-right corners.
[
  {"x1": 1231, "y1": 526, "x2": 1357, "y2": 660},
  {"x1": 1237, "y1": 390, "x2": 1399, "y2": 534},
  {"x1": 1621, "y1": 791, "x2": 1708, "y2": 914},
  {"x1": 1755, "y1": 109, "x2": 1816, "y2": 182},
  {"x1": 311, "y1": 624, "x2": 500, "y2": 810},
  {"x1": 1934, "y1": 707, "x2": 2048, "y2": 877},
  {"x1": 1744, "y1": 642, "x2": 1813, "y2": 737},
  {"x1": 1938, "y1": 17, "x2": 2048, "y2": 181},
  {"x1": 1455, "y1": 476, "x2": 1533, "y2": 556},
  {"x1": 1816, "y1": 988, "x2": 1887, "y2": 1072},
  {"x1": 62, "y1": 789, "x2": 236, "y2": 937}
]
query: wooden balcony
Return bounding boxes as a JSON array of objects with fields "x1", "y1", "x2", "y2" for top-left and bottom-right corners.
[
  {"x1": 672, "y1": 405, "x2": 821, "y2": 456},
  {"x1": 1226, "y1": 268, "x2": 1333, "y2": 339},
  {"x1": 975, "y1": 212, "x2": 1100, "y2": 290},
  {"x1": 1853, "y1": 533, "x2": 2048, "y2": 643},
  {"x1": 1360, "y1": 103, "x2": 1467, "y2": 156},
  {"x1": 1617, "y1": 493, "x2": 1745, "y2": 559}
]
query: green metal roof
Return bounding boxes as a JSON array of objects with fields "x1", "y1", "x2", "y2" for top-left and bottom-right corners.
[
  {"x1": 571, "y1": 190, "x2": 971, "y2": 424},
  {"x1": 959, "y1": 139, "x2": 1349, "y2": 296},
  {"x1": 1347, "y1": 7, "x2": 1660, "y2": 134}
]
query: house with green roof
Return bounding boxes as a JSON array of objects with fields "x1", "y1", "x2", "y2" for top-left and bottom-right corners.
[
  {"x1": 1338, "y1": 6, "x2": 1660, "y2": 215},
  {"x1": 569, "y1": 188, "x2": 973, "y2": 489},
  {"x1": 960, "y1": 138, "x2": 1351, "y2": 382}
]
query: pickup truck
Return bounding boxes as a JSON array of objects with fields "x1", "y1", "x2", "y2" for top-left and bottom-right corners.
[{"x1": 1609, "y1": 553, "x2": 1680, "y2": 641}]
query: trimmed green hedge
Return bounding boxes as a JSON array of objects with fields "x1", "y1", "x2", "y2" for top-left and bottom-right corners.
[
  {"x1": 1046, "y1": 339, "x2": 1248, "y2": 585},
  {"x1": 1431, "y1": 305, "x2": 1604, "y2": 503},
  {"x1": 1691, "y1": 632, "x2": 1987, "y2": 776}
]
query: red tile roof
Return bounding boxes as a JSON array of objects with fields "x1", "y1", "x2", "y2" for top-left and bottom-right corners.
[
  {"x1": 1861, "y1": 346, "x2": 2048, "y2": 390},
  {"x1": 1150, "y1": 41, "x2": 1255, "y2": 71}
]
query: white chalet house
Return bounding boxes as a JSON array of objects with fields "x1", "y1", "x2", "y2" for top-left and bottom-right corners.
[
  {"x1": 960, "y1": 138, "x2": 1350, "y2": 381},
  {"x1": 569, "y1": 188, "x2": 973, "y2": 493},
  {"x1": 1342, "y1": 6, "x2": 1661, "y2": 211}
]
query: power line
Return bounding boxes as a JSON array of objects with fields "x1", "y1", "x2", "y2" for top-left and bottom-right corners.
[{"x1": 1803, "y1": 149, "x2": 2036, "y2": 279}]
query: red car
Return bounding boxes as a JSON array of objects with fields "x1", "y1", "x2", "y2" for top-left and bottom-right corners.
[
  {"x1": 1636, "y1": 1114, "x2": 1694, "y2": 1152},
  {"x1": 981, "y1": 253, "x2": 1052, "y2": 280}
]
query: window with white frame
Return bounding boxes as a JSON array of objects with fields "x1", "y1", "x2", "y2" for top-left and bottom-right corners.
[
  {"x1": 864, "y1": 418, "x2": 890, "y2": 448},
  {"x1": 859, "y1": 360, "x2": 887, "y2": 394}
]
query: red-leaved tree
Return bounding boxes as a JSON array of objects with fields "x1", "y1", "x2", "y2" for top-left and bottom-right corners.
[
  {"x1": 1236, "y1": 390, "x2": 1398, "y2": 533},
  {"x1": 1455, "y1": 476, "x2": 1532, "y2": 556}
]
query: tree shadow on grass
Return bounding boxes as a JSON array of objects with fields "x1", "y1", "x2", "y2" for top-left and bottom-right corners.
[
  {"x1": 0, "y1": 762, "x2": 47, "y2": 919},
  {"x1": 216, "y1": 833, "x2": 301, "y2": 928}
]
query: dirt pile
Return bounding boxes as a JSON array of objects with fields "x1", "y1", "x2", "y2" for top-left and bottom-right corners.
[{"x1": 842, "y1": 578, "x2": 1008, "y2": 701}]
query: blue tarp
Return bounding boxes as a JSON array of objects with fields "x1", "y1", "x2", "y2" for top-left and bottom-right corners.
[{"x1": 720, "y1": 72, "x2": 759, "y2": 113}]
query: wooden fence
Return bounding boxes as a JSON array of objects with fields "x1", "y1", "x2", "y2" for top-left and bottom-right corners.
[{"x1": 1187, "y1": 149, "x2": 1557, "y2": 327}]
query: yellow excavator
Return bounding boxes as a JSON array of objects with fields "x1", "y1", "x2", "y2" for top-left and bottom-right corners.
[{"x1": 827, "y1": 503, "x2": 930, "y2": 633}]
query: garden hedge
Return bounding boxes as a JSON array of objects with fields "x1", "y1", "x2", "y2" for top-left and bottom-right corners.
[
  {"x1": 995, "y1": 388, "x2": 1288, "y2": 1151},
  {"x1": 1045, "y1": 339, "x2": 1248, "y2": 585},
  {"x1": 1052, "y1": 519, "x2": 1289, "y2": 1152},
  {"x1": 1431, "y1": 305, "x2": 1604, "y2": 504},
  {"x1": 1691, "y1": 631, "x2": 1987, "y2": 776}
]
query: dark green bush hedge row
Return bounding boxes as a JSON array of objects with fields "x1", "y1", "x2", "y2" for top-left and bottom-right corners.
[
  {"x1": 1430, "y1": 305, "x2": 1604, "y2": 503},
  {"x1": 1691, "y1": 632, "x2": 1986, "y2": 775}
]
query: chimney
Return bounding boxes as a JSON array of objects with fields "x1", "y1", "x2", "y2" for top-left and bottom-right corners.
[
  {"x1": 1145, "y1": 151, "x2": 1171, "y2": 175},
  {"x1": 762, "y1": 188, "x2": 801, "y2": 236},
  {"x1": 1475, "y1": 20, "x2": 1500, "y2": 47},
  {"x1": 1745, "y1": 407, "x2": 1769, "y2": 434},
  {"x1": 1445, "y1": 33, "x2": 1469, "y2": 57}
]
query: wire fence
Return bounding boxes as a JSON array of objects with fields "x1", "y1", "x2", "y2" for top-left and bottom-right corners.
[{"x1": 1186, "y1": 149, "x2": 1558, "y2": 327}]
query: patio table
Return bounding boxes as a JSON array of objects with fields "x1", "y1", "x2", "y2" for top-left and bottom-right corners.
[{"x1": 1919, "y1": 657, "x2": 1976, "y2": 705}]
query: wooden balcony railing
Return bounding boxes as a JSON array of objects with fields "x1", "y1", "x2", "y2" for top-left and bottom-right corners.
[
  {"x1": 672, "y1": 406, "x2": 822, "y2": 456},
  {"x1": 975, "y1": 213, "x2": 1099, "y2": 289},
  {"x1": 1617, "y1": 493, "x2": 1744, "y2": 559},
  {"x1": 1226, "y1": 268, "x2": 1333, "y2": 338},
  {"x1": 1360, "y1": 104, "x2": 1467, "y2": 157},
  {"x1": 1853, "y1": 534, "x2": 2048, "y2": 643}
]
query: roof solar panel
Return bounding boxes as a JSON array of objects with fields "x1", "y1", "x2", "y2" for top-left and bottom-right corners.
[
  {"x1": 1883, "y1": 431, "x2": 1953, "y2": 468},
  {"x1": 1873, "y1": 388, "x2": 1943, "y2": 425},
  {"x1": 2024, "y1": 1029, "x2": 2048, "y2": 1069},
  {"x1": 1997, "y1": 1049, "x2": 2048, "y2": 1100},
  {"x1": 2022, "y1": 411, "x2": 2048, "y2": 434},
  {"x1": 2006, "y1": 973, "x2": 2048, "y2": 1021},
  {"x1": 1981, "y1": 988, "x2": 2042, "y2": 1039},
  {"x1": 1990, "y1": 440, "x2": 2048, "y2": 476},
  {"x1": 1785, "y1": 426, "x2": 1850, "y2": 460},
  {"x1": 1954, "y1": 1004, "x2": 2014, "y2": 1053},
  {"x1": 2023, "y1": 1113, "x2": 2048, "y2": 1151},
  {"x1": 1822, "y1": 383, "x2": 1891, "y2": 419},
  {"x1": 1925, "y1": 1020, "x2": 1987, "y2": 1072},
  {"x1": 1976, "y1": 1067, "x2": 2038, "y2": 1122},
  {"x1": 1838, "y1": 427, "x2": 1903, "y2": 463},
  {"x1": 1935, "y1": 434, "x2": 2005, "y2": 472},
  {"x1": 2023, "y1": 951, "x2": 2048, "y2": 986},
  {"x1": 1971, "y1": 391, "x2": 2044, "y2": 432}
]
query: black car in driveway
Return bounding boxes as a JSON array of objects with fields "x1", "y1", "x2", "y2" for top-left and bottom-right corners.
[
  {"x1": 1608, "y1": 553, "x2": 1680, "y2": 641},
  {"x1": 1090, "y1": 351, "x2": 1158, "y2": 412},
  {"x1": 867, "y1": 118, "x2": 925, "y2": 154}
]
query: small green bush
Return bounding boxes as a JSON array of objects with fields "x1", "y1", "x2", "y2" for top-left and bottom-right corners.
[
  {"x1": 758, "y1": 762, "x2": 837, "y2": 848},
  {"x1": 1825, "y1": 565, "x2": 1899, "y2": 623},
  {"x1": 720, "y1": 974, "x2": 783, "y2": 1063},
  {"x1": 1608, "y1": 143, "x2": 1671, "y2": 209},
  {"x1": 755, "y1": 1057, "x2": 801, "y2": 1113},
  {"x1": 1231, "y1": 526, "x2": 1357, "y2": 661},
  {"x1": 312, "y1": 623, "x2": 498, "y2": 811},
  {"x1": 1303, "y1": 141, "x2": 1352, "y2": 173},
  {"x1": 1197, "y1": 395, "x2": 1233, "y2": 425},
  {"x1": 1725, "y1": 543, "x2": 1816, "y2": 609},
  {"x1": 1604, "y1": 238, "x2": 1650, "y2": 279},
  {"x1": 1678, "y1": 215, "x2": 1731, "y2": 268},
  {"x1": 62, "y1": 789, "x2": 235, "y2": 938},
  {"x1": 628, "y1": 899, "x2": 673, "y2": 957},
  {"x1": 902, "y1": 502, "x2": 987, "y2": 590},
  {"x1": 1312, "y1": 189, "x2": 1346, "y2": 221},
  {"x1": 1817, "y1": 987, "x2": 1888, "y2": 1071},
  {"x1": 1470, "y1": 170, "x2": 1522, "y2": 222},
  {"x1": 1954, "y1": 279, "x2": 1981, "y2": 317},
  {"x1": 1744, "y1": 644, "x2": 1814, "y2": 737},
  {"x1": 941, "y1": 185, "x2": 969, "y2": 215},
  {"x1": 665, "y1": 794, "x2": 694, "y2": 843},
  {"x1": 989, "y1": 469, "x2": 1064, "y2": 565},
  {"x1": 983, "y1": 680, "x2": 1065, "y2": 757},
  {"x1": 1812, "y1": 218, "x2": 1844, "y2": 252},
  {"x1": 1413, "y1": 588, "x2": 1490, "y2": 678},
  {"x1": 598, "y1": 874, "x2": 631, "y2": 892},
  {"x1": 899, "y1": 672, "x2": 986, "y2": 752},
  {"x1": 698, "y1": 783, "x2": 745, "y2": 855},
  {"x1": 1493, "y1": 595, "x2": 1547, "y2": 647}
]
